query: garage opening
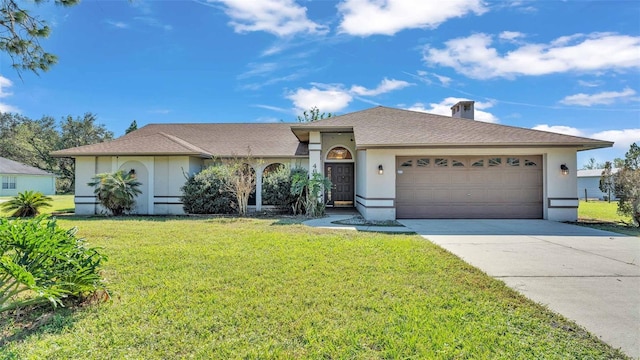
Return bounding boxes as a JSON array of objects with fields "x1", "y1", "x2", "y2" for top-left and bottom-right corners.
[{"x1": 396, "y1": 156, "x2": 542, "y2": 219}]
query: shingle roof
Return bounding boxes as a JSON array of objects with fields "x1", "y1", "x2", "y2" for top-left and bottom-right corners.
[
  {"x1": 292, "y1": 106, "x2": 613, "y2": 150},
  {"x1": 52, "y1": 106, "x2": 613, "y2": 158},
  {"x1": 52, "y1": 123, "x2": 308, "y2": 158},
  {"x1": 0, "y1": 157, "x2": 55, "y2": 176}
]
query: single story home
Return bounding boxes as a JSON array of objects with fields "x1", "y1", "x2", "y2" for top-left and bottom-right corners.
[
  {"x1": 0, "y1": 157, "x2": 57, "y2": 196},
  {"x1": 577, "y1": 168, "x2": 620, "y2": 201},
  {"x1": 51, "y1": 102, "x2": 612, "y2": 221}
]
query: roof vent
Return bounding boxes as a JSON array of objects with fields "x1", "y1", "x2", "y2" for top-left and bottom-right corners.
[{"x1": 451, "y1": 101, "x2": 475, "y2": 120}]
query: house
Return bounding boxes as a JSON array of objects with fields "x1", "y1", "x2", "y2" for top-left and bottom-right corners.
[
  {"x1": 0, "y1": 157, "x2": 56, "y2": 196},
  {"x1": 577, "y1": 168, "x2": 620, "y2": 201},
  {"x1": 51, "y1": 102, "x2": 612, "y2": 221}
]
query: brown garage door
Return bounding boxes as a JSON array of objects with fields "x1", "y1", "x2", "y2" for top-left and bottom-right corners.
[{"x1": 396, "y1": 156, "x2": 542, "y2": 219}]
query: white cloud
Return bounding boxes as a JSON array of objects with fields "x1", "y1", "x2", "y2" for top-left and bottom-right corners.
[
  {"x1": 337, "y1": 0, "x2": 487, "y2": 36},
  {"x1": 288, "y1": 77, "x2": 413, "y2": 112},
  {"x1": 424, "y1": 32, "x2": 640, "y2": 79},
  {"x1": 350, "y1": 78, "x2": 412, "y2": 96},
  {"x1": 406, "y1": 97, "x2": 498, "y2": 123},
  {"x1": 0, "y1": 76, "x2": 13, "y2": 98},
  {"x1": 559, "y1": 87, "x2": 637, "y2": 106},
  {"x1": 591, "y1": 129, "x2": 640, "y2": 149},
  {"x1": 578, "y1": 80, "x2": 602, "y2": 88},
  {"x1": 106, "y1": 20, "x2": 129, "y2": 29},
  {"x1": 499, "y1": 31, "x2": 524, "y2": 41},
  {"x1": 286, "y1": 85, "x2": 353, "y2": 112},
  {"x1": 531, "y1": 125, "x2": 585, "y2": 137},
  {"x1": 0, "y1": 76, "x2": 19, "y2": 113},
  {"x1": 208, "y1": 0, "x2": 328, "y2": 37}
]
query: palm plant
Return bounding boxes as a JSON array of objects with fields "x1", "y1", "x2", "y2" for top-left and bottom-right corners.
[
  {"x1": 1, "y1": 190, "x2": 53, "y2": 217},
  {"x1": 88, "y1": 170, "x2": 142, "y2": 216}
]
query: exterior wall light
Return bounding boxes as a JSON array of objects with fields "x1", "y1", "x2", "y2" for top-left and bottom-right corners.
[
  {"x1": 560, "y1": 164, "x2": 569, "y2": 175},
  {"x1": 378, "y1": 165, "x2": 384, "y2": 175}
]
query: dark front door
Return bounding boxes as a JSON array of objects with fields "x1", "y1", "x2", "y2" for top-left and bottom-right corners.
[{"x1": 325, "y1": 163, "x2": 354, "y2": 207}]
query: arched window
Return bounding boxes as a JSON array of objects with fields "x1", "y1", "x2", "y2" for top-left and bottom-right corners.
[{"x1": 326, "y1": 146, "x2": 352, "y2": 160}]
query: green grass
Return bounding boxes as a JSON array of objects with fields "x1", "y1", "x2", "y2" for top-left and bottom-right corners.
[
  {"x1": 577, "y1": 200, "x2": 638, "y2": 236},
  {"x1": 0, "y1": 217, "x2": 627, "y2": 359},
  {"x1": 0, "y1": 194, "x2": 74, "y2": 216}
]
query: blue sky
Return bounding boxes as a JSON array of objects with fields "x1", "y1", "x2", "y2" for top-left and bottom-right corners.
[{"x1": 1, "y1": 0, "x2": 638, "y2": 167}]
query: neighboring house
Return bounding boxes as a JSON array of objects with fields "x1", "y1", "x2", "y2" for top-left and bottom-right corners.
[
  {"x1": 577, "y1": 168, "x2": 620, "y2": 201},
  {"x1": 0, "y1": 157, "x2": 56, "y2": 196},
  {"x1": 51, "y1": 102, "x2": 612, "y2": 221}
]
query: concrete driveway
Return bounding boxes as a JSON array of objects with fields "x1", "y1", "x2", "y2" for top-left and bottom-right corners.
[{"x1": 398, "y1": 219, "x2": 640, "y2": 359}]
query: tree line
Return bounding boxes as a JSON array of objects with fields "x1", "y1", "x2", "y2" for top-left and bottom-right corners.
[{"x1": 0, "y1": 112, "x2": 114, "y2": 193}]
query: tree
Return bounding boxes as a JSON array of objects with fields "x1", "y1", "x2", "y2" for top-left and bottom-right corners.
[
  {"x1": 599, "y1": 161, "x2": 615, "y2": 202},
  {"x1": 58, "y1": 113, "x2": 114, "y2": 192},
  {"x1": 219, "y1": 152, "x2": 259, "y2": 217},
  {"x1": 87, "y1": 170, "x2": 142, "y2": 216},
  {"x1": 0, "y1": 0, "x2": 80, "y2": 75},
  {"x1": 613, "y1": 158, "x2": 625, "y2": 168},
  {"x1": 582, "y1": 157, "x2": 604, "y2": 170},
  {"x1": 125, "y1": 120, "x2": 138, "y2": 134},
  {"x1": 613, "y1": 143, "x2": 640, "y2": 226},
  {"x1": 297, "y1": 106, "x2": 333, "y2": 123},
  {"x1": 0, "y1": 190, "x2": 52, "y2": 217}
]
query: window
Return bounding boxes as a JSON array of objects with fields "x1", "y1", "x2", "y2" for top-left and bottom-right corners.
[
  {"x1": 400, "y1": 159, "x2": 413, "y2": 167},
  {"x1": 488, "y1": 157, "x2": 502, "y2": 167},
  {"x1": 326, "y1": 147, "x2": 352, "y2": 160},
  {"x1": 507, "y1": 157, "x2": 520, "y2": 166},
  {"x1": 435, "y1": 158, "x2": 448, "y2": 167},
  {"x1": 451, "y1": 159, "x2": 465, "y2": 167},
  {"x1": 472, "y1": 159, "x2": 484, "y2": 167},
  {"x1": 2, "y1": 176, "x2": 16, "y2": 190},
  {"x1": 417, "y1": 158, "x2": 430, "y2": 167},
  {"x1": 524, "y1": 159, "x2": 538, "y2": 167}
]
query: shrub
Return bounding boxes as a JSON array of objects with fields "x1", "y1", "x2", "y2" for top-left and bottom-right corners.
[
  {"x1": 291, "y1": 170, "x2": 332, "y2": 217},
  {"x1": 0, "y1": 216, "x2": 107, "y2": 313},
  {"x1": 181, "y1": 166, "x2": 235, "y2": 214},
  {"x1": 0, "y1": 190, "x2": 52, "y2": 217},
  {"x1": 262, "y1": 165, "x2": 306, "y2": 213},
  {"x1": 87, "y1": 170, "x2": 142, "y2": 216}
]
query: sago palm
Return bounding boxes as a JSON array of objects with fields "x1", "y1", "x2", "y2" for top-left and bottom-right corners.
[
  {"x1": 1, "y1": 191, "x2": 53, "y2": 217},
  {"x1": 88, "y1": 170, "x2": 142, "y2": 216}
]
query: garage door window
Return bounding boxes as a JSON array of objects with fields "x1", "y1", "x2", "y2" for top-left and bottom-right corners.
[
  {"x1": 524, "y1": 159, "x2": 538, "y2": 167},
  {"x1": 452, "y1": 159, "x2": 465, "y2": 167},
  {"x1": 435, "y1": 158, "x2": 448, "y2": 167},
  {"x1": 507, "y1": 157, "x2": 520, "y2": 166},
  {"x1": 401, "y1": 159, "x2": 413, "y2": 167},
  {"x1": 472, "y1": 159, "x2": 484, "y2": 167},
  {"x1": 488, "y1": 157, "x2": 501, "y2": 167},
  {"x1": 417, "y1": 158, "x2": 430, "y2": 167}
]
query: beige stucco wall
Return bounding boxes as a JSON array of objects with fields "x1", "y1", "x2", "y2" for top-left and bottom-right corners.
[{"x1": 357, "y1": 147, "x2": 581, "y2": 221}]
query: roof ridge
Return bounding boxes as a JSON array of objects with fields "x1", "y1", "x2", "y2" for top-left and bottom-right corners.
[{"x1": 157, "y1": 132, "x2": 211, "y2": 155}]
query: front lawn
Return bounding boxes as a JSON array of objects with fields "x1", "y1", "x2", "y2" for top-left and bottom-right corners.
[{"x1": 0, "y1": 217, "x2": 626, "y2": 359}]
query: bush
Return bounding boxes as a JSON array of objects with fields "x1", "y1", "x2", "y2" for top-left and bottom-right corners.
[
  {"x1": 181, "y1": 166, "x2": 236, "y2": 214},
  {"x1": 262, "y1": 165, "x2": 306, "y2": 213},
  {"x1": 87, "y1": 170, "x2": 142, "y2": 216},
  {"x1": 0, "y1": 190, "x2": 52, "y2": 217},
  {"x1": 0, "y1": 216, "x2": 107, "y2": 313}
]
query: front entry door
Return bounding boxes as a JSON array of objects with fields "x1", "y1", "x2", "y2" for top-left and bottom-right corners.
[{"x1": 325, "y1": 163, "x2": 354, "y2": 207}]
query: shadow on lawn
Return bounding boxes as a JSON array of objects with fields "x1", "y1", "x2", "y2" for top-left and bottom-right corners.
[{"x1": 0, "y1": 304, "x2": 78, "y2": 348}]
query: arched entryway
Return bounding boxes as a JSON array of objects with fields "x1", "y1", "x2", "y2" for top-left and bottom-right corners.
[
  {"x1": 325, "y1": 146, "x2": 354, "y2": 207},
  {"x1": 119, "y1": 160, "x2": 148, "y2": 215}
]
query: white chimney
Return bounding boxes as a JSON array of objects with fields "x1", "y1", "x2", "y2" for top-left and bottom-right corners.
[{"x1": 451, "y1": 101, "x2": 475, "y2": 120}]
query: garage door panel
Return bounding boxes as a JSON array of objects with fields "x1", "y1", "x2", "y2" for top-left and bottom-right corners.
[{"x1": 396, "y1": 156, "x2": 542, "y2": 219}]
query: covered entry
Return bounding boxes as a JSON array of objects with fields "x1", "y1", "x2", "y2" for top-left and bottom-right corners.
[{"x1": 396, "y1": 155, "x2": 543, "y2": 219}]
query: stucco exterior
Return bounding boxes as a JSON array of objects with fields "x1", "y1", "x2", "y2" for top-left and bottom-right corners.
[
  {"x1": 55, "y1": 105, "x2": 611, "y2": 220},
  {"x1": 0, "y1": 174, "x2": 56, "y2": 197}
]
